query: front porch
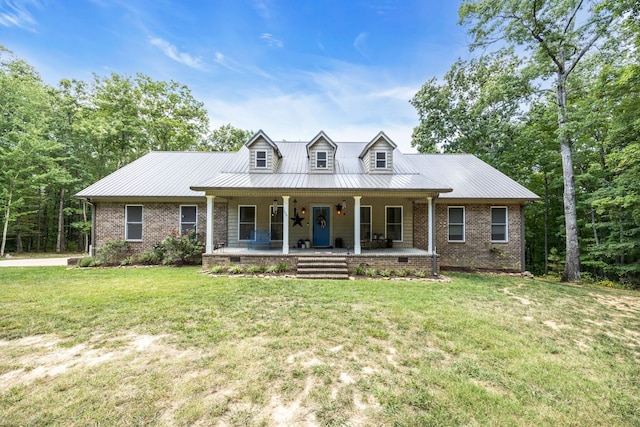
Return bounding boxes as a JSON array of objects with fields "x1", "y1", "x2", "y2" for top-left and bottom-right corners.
[{"x1": 203, "y1": 247, "x2": 439, "y2": 276}]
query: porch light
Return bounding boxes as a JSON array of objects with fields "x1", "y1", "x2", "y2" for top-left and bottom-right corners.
[
  {"x1": 272, "y1": 199, "x2": 278, "y2": 216},
  {"x1": 301, "y1": 207, "x2": 306, "y2": 215},
  {"x1": 336, "y1": 200, "x2": 347, "y2": 215}
]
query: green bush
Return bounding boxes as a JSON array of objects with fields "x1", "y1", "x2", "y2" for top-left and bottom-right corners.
[
  {"x1": 96, "y1": 238, "x2": 130, "y2": 266},
  {"x1": 158, "y1": 228, "x2": 204, "y2": 266},
  {"x1": 354, "y1": 265, "x2": 366, "y2": 275},
  {"x1": 78, "y1": 256, "x2": 96, "y2": 268}
]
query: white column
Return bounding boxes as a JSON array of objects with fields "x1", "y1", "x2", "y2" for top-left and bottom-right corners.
[
  {"x1": 282, "y1": 196, "x2": 290, "y2": 255},
  {"x1": 354, "y1": 196, "x2": 361, "y2": 254},
  {"x1": 427, "y1": 196, "x2": 434, "y2": 255},
  {"x1": 206, "y1": 195, "x2": 215, "y2": 253}
]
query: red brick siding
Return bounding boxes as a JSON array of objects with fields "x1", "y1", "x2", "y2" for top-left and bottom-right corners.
[
  {"x1": 94, "y1": 201, "x2": 228, "y2": 254},
  {"x1": 434, "y1": 203, "x2": 523, "y2": 271}
]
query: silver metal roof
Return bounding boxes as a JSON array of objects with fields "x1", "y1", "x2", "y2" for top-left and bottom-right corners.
[
  {"x1": 75, "y1": 151, "x2": 235, "y2": 198},
  {"x1": 405, "y1": 154, "x2": 540, "y2": 200},
  {"x1": 76, "y1": 142, "x2": 539, "y2": 201}
]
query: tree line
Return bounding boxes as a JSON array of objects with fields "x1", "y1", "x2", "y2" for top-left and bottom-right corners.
[
  {"x1": 0, "y1": 44, "x2": 251, "y2": 256},
  {"x1": 411, "y1": 0, "x2": 639, "y2": 285}
]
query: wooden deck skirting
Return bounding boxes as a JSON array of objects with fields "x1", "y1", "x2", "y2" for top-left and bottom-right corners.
[{"x1": 203, "y1": 252, "x2": 439, "y2": 275}]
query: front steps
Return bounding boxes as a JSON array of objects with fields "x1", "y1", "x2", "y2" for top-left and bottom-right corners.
[{"x1": 296, "y1": 257, "x2": 349, "y2": 279}]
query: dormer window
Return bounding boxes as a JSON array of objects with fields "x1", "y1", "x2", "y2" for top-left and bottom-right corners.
[
  {"x1": 255, "y1": 150, "x2": 267, "y2": 168},
  {"x1": 316, "y1": 151, "x2": 328, "y2": 169},
  {"x1": 375, "y1": 151, "x2": 387, "y2": 169}
]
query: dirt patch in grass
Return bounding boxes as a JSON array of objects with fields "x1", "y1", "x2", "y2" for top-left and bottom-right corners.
[{"x1": 0, "y1": 334, "x2": 196, "y2": 392}]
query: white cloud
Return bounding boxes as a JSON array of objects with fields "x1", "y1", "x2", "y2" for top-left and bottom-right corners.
[
  {"x1": 0, "y1": 0, "x2": 39, "y2": 30},
  {"x1": 260, "y1": 33, "x2": 283, "y2": 48},
  {"x1": 353, "y1": 32, "x2": 369, "y2": 57},
  {"x1": 149, "y1": 37, "x2": 206, "y2": 70},
  {"x1": 201, "y1": 64, "x2": 420, "y2": 152}
]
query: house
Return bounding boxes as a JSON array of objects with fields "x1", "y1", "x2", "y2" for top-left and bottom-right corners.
[{"x1": 76, "y1": 130, "x2": 539, "y2": 273}]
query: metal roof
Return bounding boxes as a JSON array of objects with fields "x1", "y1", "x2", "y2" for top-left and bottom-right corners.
[
  {"x1": 75, "y1": 151, "x2": 235, "y2": 198},
  {"x1": 76, "y1": 141, "x2": 539, "y2": 201},
  {"x1": 405, "y1": 154, "x2": 540, "y2": 200}
]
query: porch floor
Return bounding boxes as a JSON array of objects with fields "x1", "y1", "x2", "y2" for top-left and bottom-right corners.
[{"x1": 207, "y1": 247, "x2": 430, "y2": 256}]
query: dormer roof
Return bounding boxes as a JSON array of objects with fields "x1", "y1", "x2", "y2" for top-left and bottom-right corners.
[
  {"x1": 306, "y1": 130, "x2": 337, "y2": 157},
  {"x1": 359, "y1": 130, "x2": 397, "y2": 159},
  {"x1": 245, "y1": 129, "x2": 282, "y2": 158}
]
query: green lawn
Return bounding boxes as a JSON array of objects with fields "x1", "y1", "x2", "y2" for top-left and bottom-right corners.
[{"x1": 0, "y1": 267, "x2": 638, "y2": 426}]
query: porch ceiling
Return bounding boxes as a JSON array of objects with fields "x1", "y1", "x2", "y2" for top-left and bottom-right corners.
[{"x1": 201, "y1": 189, "x2": 439, "y2": 198}]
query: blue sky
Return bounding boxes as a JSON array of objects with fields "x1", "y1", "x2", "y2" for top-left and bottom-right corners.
[{"x1": 1, "y1": 0, "x2": 470, "y2": 151}]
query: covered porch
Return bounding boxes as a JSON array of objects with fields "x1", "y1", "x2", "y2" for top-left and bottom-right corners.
[{"x1": 202, "y1": 246, "x2": 439, "y2": 276}]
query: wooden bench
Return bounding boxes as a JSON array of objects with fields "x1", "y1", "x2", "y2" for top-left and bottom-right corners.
[{"x1": 247, "y1": 230, "x2": 271, "y2": 249}]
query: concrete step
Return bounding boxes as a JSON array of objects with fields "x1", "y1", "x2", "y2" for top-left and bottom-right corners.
[
  {"x1": 296, "y1": 256, "x2": 349, "y2": 280},
  {"x1": 297, "y1": 273, "x2": 350, "y2": 280}
]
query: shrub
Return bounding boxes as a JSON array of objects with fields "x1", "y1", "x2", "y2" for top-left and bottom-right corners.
[
  {"x1": 366, "y1": 268, "x2": 379, "y2": 277},
  {"x1": 96, "y1": 238, "x2": 130, "y2": 266},
  {"x1": 228, "y1": 264, "x2": 244, "y2": 274},
  {"x1": 138, "y1": 250, "x2": 161, "y2": 265},
  {"x1": 209, "y1": 265, "x2": 225, "y2": 274},
  {"x1": 158, "y1": 228, "x2": 204, "y2": 266},
  {"x1": 354, "y1": 265, "x2": 366, "y2": 276},
  {"x1": 246, "y1": 265, "x2": 262, "y2": 274},
  {"x1": 78, "y1": 256, "x2": 96, "y2": 268},
  {"x1": 415, "y1": 270, "x2": 427, "y2": 278},
  {"x1": 380, "y1": 269, "x2": 392, "y2": 277}
]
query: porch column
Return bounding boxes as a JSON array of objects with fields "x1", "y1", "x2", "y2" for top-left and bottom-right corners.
[
  {"x1": 282, "y1": 195, "x2": 290, "y2": 255},
  {"x1": 427, "y1": 196, "x2": 434, "y2": 255},
  {"x1": 354, "y1": 196, "x2": 361, "y2": 254},
  {"x1": 206, "y1": 195, "x2": 215, "y2": 253}
]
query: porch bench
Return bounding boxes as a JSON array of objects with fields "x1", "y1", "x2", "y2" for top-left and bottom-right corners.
[{"x1": 247, "y1": 230, "x2": 271, "y2": 249}]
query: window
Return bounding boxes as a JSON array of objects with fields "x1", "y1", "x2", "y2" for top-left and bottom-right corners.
[
  {"x1": 270, "y1": 206, "x2": 283, "y2": 240},
  {"x1": 360, "y1": 206, "x2": 372, "y2": 240},
  {"x1": 386, "y1": 206, "x2": 403, "y2": 241},
  {"x1": 375, "y1": 151, "x2": 387, "y2": 169},
  {"x1": 316, "y1": 151, "x2": 327, "y2": 168},
  {"x1": 255, "y1": 150, "x2": 267, "y2": 168},
  {"x1": 238, "y1": 206, "x2": 256, "y2": 240},
  {"x1": 448, "y1": 207, "x2": 465, "y2": 242},
  {"x1": 180, "y1": 205, "x2": 197, "y2": 234},
  {"x1": 125, "y1": 205, "x2": 143, "y2": 241},
  {"x1": 491, "y1": 207, "x2": 508, "y2": 242}
]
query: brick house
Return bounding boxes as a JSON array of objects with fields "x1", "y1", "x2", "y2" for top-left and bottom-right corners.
[{"x1": 76, "y1": 130, "x2": 539, "y2": 273}]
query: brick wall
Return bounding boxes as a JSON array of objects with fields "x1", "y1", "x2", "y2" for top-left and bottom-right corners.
[
  {"x1": 94, "y1": 201, "x2": 228, "y2": 254},
  {"x1": 434, "y1": 203, "x2": 523, "y2": 271},
  {"x1": 203, "y1": 253, "x2": 438, "y2": 274}
]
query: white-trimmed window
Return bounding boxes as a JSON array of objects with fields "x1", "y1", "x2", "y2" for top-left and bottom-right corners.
[
  {"x1": 125, "y1": 205, "x2": 143, "y2": 241},
  {"x1": 316, "y1": 151, "x2": 327, "y2": 168},
  {"x1": 491, "y1": 207, "x2": 508, "y2": 242},
  {"x1": 360, "y1": 206, "x2": 372, "y2": 241},
  {"x1": 180, "y1": 205, "x2": 197, "y2": 234},
  {"x1": 270, "y1": 206, "x2": 283, "y2": 240},
  {"x1": 255, "y1": 150, "x2": 267, "y2": 168},
  {"x1": 448, "y1": 207, "x2": 465, "y2": 242},
  {"x1": 386, "y1": 206, "x2": 403, "y2": 241},
  {"x1": 238, "y1": 205, "x2": 256, "y2": 241},
  {"x1": 375, "y1": 151, "x2": 387, "y2": 169}
]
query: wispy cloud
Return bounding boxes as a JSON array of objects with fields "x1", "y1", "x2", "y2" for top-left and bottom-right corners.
[
  {"x1": 149, "y1": 37, "x2": 206, "y2": 70},
  {"x1": 353, "y1": 32, "x2": 369, "y2": 57},
  {"x1": 260, "y1": 33, "x2": 283, "y2": 48},
  {"x1": 0, "y1": 0, "x2": 39, "y2": 30}
]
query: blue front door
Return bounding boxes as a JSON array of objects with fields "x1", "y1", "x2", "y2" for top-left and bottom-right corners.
[{"x1": 312, "y1": 206, "x2": 331, "y2": 247}]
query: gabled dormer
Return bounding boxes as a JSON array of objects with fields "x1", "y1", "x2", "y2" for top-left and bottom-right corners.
[
  {"x1": 306, "y1": 131, "x2": 338, "y2": 173},
  {"x1": 359, "y1": 131, "x2": 397, "y2": 174},
  {"x1": 246, "y1": 130, "x2": 282, "y2": 173}
]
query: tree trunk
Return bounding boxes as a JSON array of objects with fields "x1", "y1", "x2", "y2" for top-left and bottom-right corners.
[
  {"x1": 15, "y1": 216, "x2": 23, "y2": 253},
  {"x1": 56, "y1": 187, "x2": 65, "y2": 253},
  {"x1": 36, "y1": 187, "x2": 42, "y2": 252},
  {"x1": 1, "y1": 187, "x2": 12, "y2": 257},
  {"x1": 544, "y1": 173, "x2": 549, "y2": 275},
  {"x1": 556, "y1": 70, "x2": 581, "y2": 282}
]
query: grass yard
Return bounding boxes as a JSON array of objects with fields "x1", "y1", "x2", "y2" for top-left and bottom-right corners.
[{"x1": 0, "y1": 267, "x2": 638, "y2": 426}]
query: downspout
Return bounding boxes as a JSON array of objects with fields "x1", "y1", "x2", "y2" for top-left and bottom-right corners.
[
  {"x1": 521, "y1": 203, "x2": 526, "y2": 272},
  {"x1": 431, "y1": 195, "x2": 438, "y2": 277},
  {"x1": 86, "y1": 198, "x2": 96, "y2": 256}
]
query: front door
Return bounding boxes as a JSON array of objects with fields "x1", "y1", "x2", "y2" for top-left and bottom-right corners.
[{"x1": 312, "y1": 206, "x2": 331, "y2": 247}]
